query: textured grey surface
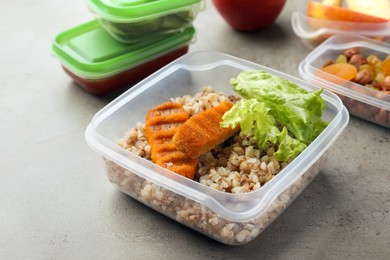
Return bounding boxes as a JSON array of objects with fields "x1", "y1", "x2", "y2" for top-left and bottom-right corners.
[{"x1": 1, "y1": 0, "x2": 389, "y2": 259}]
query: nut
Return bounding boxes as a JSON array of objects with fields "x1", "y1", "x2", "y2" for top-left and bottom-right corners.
[
  {"x1": 380, "y1": 76, "x2": 390, "y2": 91},
  {"x1": 349, "y1": 54, "x2": 366, "y2": 69},
  {"x1": 371, "y1": 80, "x2": 382, "y2": 90},
  {"x1": 376, "y1": 90, "x2": 390, "y2": 102},
  {"x1": 353, "y1": 70, "x2": 373, "y2": 85},
  {"x1": 374, "y1": 108, "x2": 388, "y2": 125},
  {"x1": 344, "y1": 47, "x2": 359, "y2": 59},
  {"x1": 322, "y1": 60, "x2": 334, "y2": 68},
  {"x1": 347, "y1": 100, "x2": 371, "y2": 118},
  {"x1": 368, "y1": 103, "x2": 380, "y2": 114}
]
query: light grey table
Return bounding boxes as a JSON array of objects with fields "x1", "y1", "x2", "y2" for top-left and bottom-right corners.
[{"x1": 1, "y1": 0, "x2": 389, "y2": 259}]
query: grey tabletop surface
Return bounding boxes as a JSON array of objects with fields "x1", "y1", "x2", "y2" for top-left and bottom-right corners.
[{"x1": 1, "y1": 0, "x2": 389, "y2": 259}]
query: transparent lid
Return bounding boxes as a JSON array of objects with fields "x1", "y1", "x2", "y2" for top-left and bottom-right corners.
[
  {"x1": 51, "y1": 20, "x2": 195, "y2": 79},
  {"x1": 85, "y1": 50, "x2": 349, "y2": 222},
  {"x1": 87, "y1": 0, "x2": 203, "y2": 22}
]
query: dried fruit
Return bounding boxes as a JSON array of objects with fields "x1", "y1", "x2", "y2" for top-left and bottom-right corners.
[
  {"x1": 336, "y1": 54, "x2": 348, "y2": 64},
  {"x1": 322, "y1": 63, "x2": 357, "y2": 80},
  {"x1": 375, "y1": 71, "x2": 386, "y2": 82},
  {"x1": 367, "y1": 54, "x2": 381, "y2": 66},
  {"x1": 380, "y1": 55, "x2": 390, "y2": 75}
]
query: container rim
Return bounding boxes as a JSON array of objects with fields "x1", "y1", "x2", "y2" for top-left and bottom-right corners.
[
  {"x1": 291, "y1": 0, "x2": 390, "y2": 40},
  {"x1": 292, "y1": 12, "x2": 390, "y2": 40},
  {"x1": 85, "y1": 50, "x2": 349, "y2": 222}
]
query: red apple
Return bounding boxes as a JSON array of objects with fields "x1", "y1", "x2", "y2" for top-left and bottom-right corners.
[{"x1": 211, "y1": 0, "x2": 287, "y2": 31}]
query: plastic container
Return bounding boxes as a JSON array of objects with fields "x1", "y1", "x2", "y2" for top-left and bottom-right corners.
[
  {"x1": 299, "y1": 34, "x2": 390, "y2": 128},
  {"x1": 87, "y1": 0, "x2": 205, "y2": 43},
  {"x1": 292, "y1": 0, "x2": 390, "y2": 48},
  {"x1": 51, "y1": 20, "x2": 195, "y2": 95},
  {"x1": 85, "y1": 51, "x2": 349, "y2": 245}
]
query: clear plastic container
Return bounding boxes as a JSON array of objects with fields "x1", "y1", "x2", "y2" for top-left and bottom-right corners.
[
  {"x1": 299, "y1": 34, "x2": 390, "y2": 128},
  {"x1": 87, "y1": 0, "x2": 205, "y2": 43},
  {"x1": 85, "y1": 51, "x2": 349, "y2": 245},
  {"x1": 51, "y1": 20, "x2": 195, "y2": 95},
  {"x1": 292, "y1": 0, "x2": 390, "y2": 48}
]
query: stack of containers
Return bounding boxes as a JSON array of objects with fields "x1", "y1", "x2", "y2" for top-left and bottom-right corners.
[
  {"x1": 292, "y1": 0, "x2": 390, "y2": 129},
  {"x1": 51, "y1": 0, "x2": 205, "y2": 95}
]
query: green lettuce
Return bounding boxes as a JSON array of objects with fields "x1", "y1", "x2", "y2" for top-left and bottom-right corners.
[
  {"x1": 221, "y1": 99, "x2": 307, "y2": 161},
  {"x1": 221, "y1": 70, "x2": 328, "y2": 162}
]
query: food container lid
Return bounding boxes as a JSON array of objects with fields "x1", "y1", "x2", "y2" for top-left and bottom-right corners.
[
  {"x1": 85, "y1": 50, "x2": 349, "y2": 222},
  {"x1": 87, "y1": 0, "x2": 204, "y2": 22},
  {"x1": 51, "y1": 20, "x2": 195, "y2": 80},
  {"x1": 299, "y1": 34, "x2": 390, "y2": 111}
]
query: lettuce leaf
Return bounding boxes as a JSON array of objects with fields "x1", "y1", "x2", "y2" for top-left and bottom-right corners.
[
  {"x1": 230, "y1": 70, "x2": 328, "y2": 145},
  {"x1": 221, "y1": 99, "x2": 307, "y2": 162},
  {"x1": 221, "y1": 70, "x2": 328, "y2": 162}
]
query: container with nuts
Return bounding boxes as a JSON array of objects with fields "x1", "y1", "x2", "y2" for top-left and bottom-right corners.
[{"x1": 299, "y1": 34, "x2": 390, "y2": 129}]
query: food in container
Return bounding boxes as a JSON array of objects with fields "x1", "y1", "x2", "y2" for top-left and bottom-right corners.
[
  {"x1": 299, "y1": 34, "x2": 390, "y2": 128},
  {"x1": 292, "y1": 0, "x2": 390, "y2": 48},
  {"x1": 51, "y1": 20, "x2": 195, "y2": 95},
  {"x1": 85, "y1": 51, "x2": 349, "y2": 245},
  {"x1": 86, "y1": 0, "x2": 205, "y2": 43}
]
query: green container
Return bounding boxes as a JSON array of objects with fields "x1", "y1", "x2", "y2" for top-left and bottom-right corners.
[
  {"x1": 87, "y1": 0, "x2": 204, "y2": 43},
  {"x1": 51, "y1": 20, "x2": 196, "y2": 95}
]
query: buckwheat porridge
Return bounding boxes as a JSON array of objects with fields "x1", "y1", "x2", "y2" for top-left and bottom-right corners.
[{"x1": 103, "y1": 86, "x2": 327, "y2": 245}]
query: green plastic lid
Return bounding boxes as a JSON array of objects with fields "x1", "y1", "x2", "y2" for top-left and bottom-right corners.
[
  {"x1": 51, "y1": 20, "x2": 195, "y2": 79},
  {"x1": 87, "y1": 0, "x2": 203, "y2": 22}
]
